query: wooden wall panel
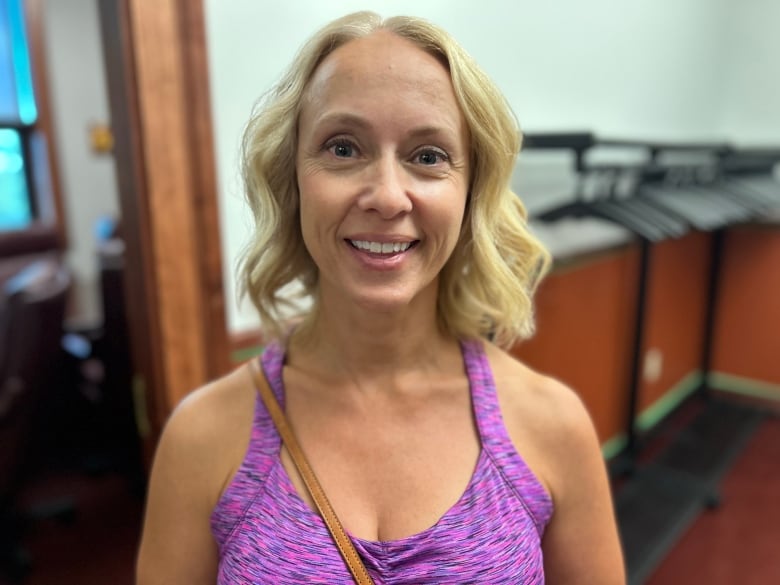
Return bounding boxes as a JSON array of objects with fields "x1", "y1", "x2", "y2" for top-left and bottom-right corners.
[
  {"x1": 511, "y1": 224, "x2": 780, "y2": 447},
  {"x1": 712, "y1": 226, "x2": 780, "y2": 387},
  {"x1": 638, "y1": 232, "x2": 712, "y2": 411},
  {"x1": 513, "y1": 232, "x2": 714, "y2": 445},
  {"x1": 512, "y1": 247, "x2": 640, "y2": 444}
]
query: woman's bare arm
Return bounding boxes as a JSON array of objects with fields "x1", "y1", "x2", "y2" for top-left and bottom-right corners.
[
  {"x1": 136, "y1": 369, "x2": 255, "y2": 585},
  {"x1": 537, "y1": 382, "x2": 625, "y2": 584},
  {"x1": 490, "y1": 346, "x2": 625, "y2": 584}
]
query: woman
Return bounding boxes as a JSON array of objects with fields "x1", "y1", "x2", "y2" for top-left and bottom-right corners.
[{"x1": 137, "y1": 11, "x2": 625, "y2": 584}]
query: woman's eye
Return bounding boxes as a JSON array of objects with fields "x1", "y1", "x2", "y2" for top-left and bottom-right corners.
[
  {"x1": 415, "y1": 149, "x2": 448, "y2": 165},
  {"x1": 326, "y1": 140, "x2": 356, "y2": 158}
]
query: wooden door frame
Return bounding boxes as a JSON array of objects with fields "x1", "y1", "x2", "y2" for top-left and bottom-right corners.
[{"x1": 99, "y1": 0, "x2": 230, "y2": 450}]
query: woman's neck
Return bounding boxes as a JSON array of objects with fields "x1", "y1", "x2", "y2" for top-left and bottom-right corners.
[{"x1": 288, "y1": 295, "x2": 458, "y2": 386}]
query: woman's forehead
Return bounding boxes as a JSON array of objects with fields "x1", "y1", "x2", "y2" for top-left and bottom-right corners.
[
  {"x1": 300, "y1": 32, "x2": 464, "y2": 133},
  {"x1": 306, "y1": 32, "x2": 452, "y2": 102}
]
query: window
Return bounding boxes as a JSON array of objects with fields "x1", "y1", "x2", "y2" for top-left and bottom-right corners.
[
  {"x1": 0, "y1": 128, "x2": 33, "y2": 230},
  {"x1": 1, "y1": 0, "x2": 37, "y2": 233},
  {"x1": 0, "y1": 0, "x2": 64, "y2": 257}
]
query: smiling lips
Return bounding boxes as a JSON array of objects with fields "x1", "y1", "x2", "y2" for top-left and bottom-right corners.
[{"x1": 349, "y1": 239, "x2": 416, "y2": 254}]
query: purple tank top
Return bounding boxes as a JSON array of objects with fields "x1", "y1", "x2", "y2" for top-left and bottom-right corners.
[{"x1": 211, "y1": 339, "x2": 553, "y2": 583}]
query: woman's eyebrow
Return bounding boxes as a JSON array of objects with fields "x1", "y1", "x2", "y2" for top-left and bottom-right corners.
[
  {"x1": 312, "y1": 112, "x2": 371, "y2": 131},
  {"x1": 313, "y1": 113, "x2": 457, "y2": 139},
  {"x1": 407, "y1": 125, "x2": 457, "y2": 140}
]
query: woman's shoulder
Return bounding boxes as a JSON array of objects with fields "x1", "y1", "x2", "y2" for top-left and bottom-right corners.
[
  {"x1": 483, "y1": 342, "x2": 604, "y2": 499},
  {"x1": 154, "y1": 363, "x2": 258, "y2": 504},
  {"x1": 165, "y1": 363, "x2": 256, "y2": 445},
  {"x1": 136, "y1": 365, "x2": 259, "y2": 583},
  {"x1": 483, "y1": 342, "x2": 590, "y2": 427}
]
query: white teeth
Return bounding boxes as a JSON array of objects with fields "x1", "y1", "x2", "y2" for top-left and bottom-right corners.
[{"x1": 350, "y1": 240, "x2": 412, "y2": 254}]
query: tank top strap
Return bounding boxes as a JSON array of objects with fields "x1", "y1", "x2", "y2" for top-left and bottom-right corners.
[
  {"x1": 210, "y1": 340, "x2": 286, "y2": 547},
  {"x1": 460, "y1": 338, "x2": 553, "y2": 533},
  {"x1": 460, "y1": 338, "x2": 511, "y2": 452},
  {"x1": 260, "y1": 339, "x2": 287, "y2": 407}
]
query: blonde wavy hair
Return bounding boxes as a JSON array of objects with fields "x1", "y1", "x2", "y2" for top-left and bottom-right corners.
[{"x1": 238, "y1": 11, "x2": 550, "y2": 348}]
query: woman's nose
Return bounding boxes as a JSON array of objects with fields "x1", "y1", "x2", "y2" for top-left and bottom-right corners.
[{"x1": 356, "y1": 156, "x2": 413, "y2": 219}]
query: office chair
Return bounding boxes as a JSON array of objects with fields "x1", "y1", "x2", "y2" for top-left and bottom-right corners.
[{"x1": 0, "y1": 258, "x2": 72, "y2": 583}]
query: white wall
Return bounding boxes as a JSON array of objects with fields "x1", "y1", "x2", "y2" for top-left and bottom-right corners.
[
  {"x1": 717, "y1": 0, "x2": 780, "y2": 145},
  {"x1": 204, "y1": 0, "x2": 774, "y2": 334},
  {"x1": 43, "y1": 0, "x2": 119, "y2": 325}
]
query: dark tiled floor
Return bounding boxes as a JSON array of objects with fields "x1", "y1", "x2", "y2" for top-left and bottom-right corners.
[
  {"x1": 1, "y1": 470, "x2": 142, "y2": 585},
  {"x1": 615, "y1": 398, "x2": 767, "y2": 584},
  {"x1": 646, "y1": 415, "x2": 780, "y2": 584}
]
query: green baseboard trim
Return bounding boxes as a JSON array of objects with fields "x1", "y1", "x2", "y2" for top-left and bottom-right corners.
[
  {"x1": 708, "y1": 372, "x2": 780, "y2": 402},
  {"x1": 635, "y1": 371, "x2": 703, "y2": 432},
  {"x1": 599, "y1": 372, "x2": 702, "y2": 460},
  {"x1": 601, "y1": 433, "x2": 627, "y2": 460},
  {"x1": 599, "y1": 371, "x2": 702, "y2": 460},
  {"x1": 231, "y1": 345, "x2": 264, "y2": 364}
]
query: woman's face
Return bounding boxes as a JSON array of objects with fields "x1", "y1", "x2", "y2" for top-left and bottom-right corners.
[{"x1": 296, "y1": 31, "x2": 470, "y2": 315}]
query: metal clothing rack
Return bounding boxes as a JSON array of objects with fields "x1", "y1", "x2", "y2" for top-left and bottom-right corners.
[
  {"x1": 522, "y1": 133, "x2": 780, "y2": 471},
  {"x1": 522, "y1": 133, "x2": 780, "y2": 585},
  {"x1": 697, "y1": 147, "x2": 780, "y2": 399}
]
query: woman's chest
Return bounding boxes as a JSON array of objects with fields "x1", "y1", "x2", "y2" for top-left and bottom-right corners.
[
  {"x1": 218, "y1": 457, "x2": 546, "y2": 584},
  {"x1": 281, "y1": 411, "x2": 482, "y2": 542}
]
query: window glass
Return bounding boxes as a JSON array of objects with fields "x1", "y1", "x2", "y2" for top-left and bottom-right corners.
[
  {"x1": 1, "y1": 0, "x2": 37, "y2": 232},
  {"x1": 8, "y1": 0, "x2": 37, "y2": 124},
  {"x1": 0, "y1": 128, "x2": 32, "y2": 231},
  {"x1": 0, "y1": 0, "x2": 18, "y2": 121},
  {"x1": 0, "y1": 0, "x2": 37, "y2": 124}
]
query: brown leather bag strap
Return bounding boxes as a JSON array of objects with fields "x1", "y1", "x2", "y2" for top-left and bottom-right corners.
[{"x1": 248, "y1": 359, "x2": 376, "y2": 585}]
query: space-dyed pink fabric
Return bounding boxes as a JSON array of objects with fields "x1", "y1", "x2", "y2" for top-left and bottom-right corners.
[{"x1": 210, "y1": 338, "x2": 552, "y2": 583}]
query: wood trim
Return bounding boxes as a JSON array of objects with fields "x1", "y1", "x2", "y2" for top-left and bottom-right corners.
[
  {"x1": 23, "y1": 0, "x2": 67, "y2": 247},
  {"x1": 126, "y1": 0, "x2": 210, "y2": 410},
  {"x1": 98, "y1": 0, "x2": 167, "y2": 453},
  {"x1": 176, "y1": 0, "x2": 231, "y2": 378},
  {"x1": 100, "y1": 0, "x2": 229, "y2": 433}
]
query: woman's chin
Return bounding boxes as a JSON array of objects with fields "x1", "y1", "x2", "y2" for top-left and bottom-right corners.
[
  {"x1": 337, "y1": 285, "x2": 434, "y2": 317},
  {"x1": 351, "y1": 293, "x2": 417, "y2": 314},
  {"x1": 318, "y1": 275, "x2": 439, "y2": 318}
]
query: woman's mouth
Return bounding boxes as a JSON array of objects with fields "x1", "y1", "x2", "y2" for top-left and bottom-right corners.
[{"x1": 348, "y1": 240, "x2": 417, "y2": 254}]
